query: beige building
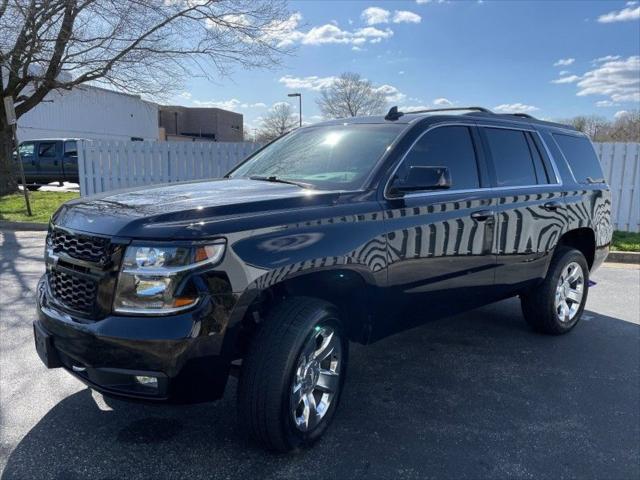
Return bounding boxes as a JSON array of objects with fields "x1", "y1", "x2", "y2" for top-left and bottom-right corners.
[{"x1": 158, "y1": 106, "x2": 243, "y2": 142}]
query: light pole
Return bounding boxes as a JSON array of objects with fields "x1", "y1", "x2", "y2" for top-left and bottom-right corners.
[{"x1": 288, "y1": 93, "x2": 302, "y2": 127}]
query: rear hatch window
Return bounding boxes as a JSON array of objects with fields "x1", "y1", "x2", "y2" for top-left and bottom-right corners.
[{"x1": 552, "y1": 133, "x2": 605, "y2": 184}]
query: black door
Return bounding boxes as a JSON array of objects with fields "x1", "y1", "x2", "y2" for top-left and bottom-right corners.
[
  {"x1": 379, "y1": 124, "x2": 497, "y2": 337},
  {"x1": 36, "y1": 141, "x2": 61, "y2": 183},
  {"x1": 15, "y1": 142, "x2": 37, "y2": 182},
  {"x1": 479, "y1": 126, "x2": 567, "y2": 294}
]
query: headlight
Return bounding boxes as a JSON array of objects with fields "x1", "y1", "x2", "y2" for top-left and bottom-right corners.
[{"x1": 113, "y1": 241, "x2": 225, "y2": 315}]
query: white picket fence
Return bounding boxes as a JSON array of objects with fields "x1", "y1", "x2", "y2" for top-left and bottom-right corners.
[
  {"x1": 77, "y1": 140, "x2": 640, "y2": 232},
  {"x1": 77, "y1": 140, "x2": 263, "y2": 197}
]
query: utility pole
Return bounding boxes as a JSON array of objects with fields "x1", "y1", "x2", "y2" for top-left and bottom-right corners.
[
  {"x1": 288, "y1": 93, "x2": 302, "y2": 127},
  {"x1": 3, "y1": 96, "x2": 32, "y2": 216}
]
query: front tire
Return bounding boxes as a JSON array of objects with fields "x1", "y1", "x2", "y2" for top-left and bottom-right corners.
[
  {"x1": 237, "y1": 297, "x2": 348, "y2": 452},
  {"x1": 521, "y1": 247, "x2": 589, "y2": 335}
]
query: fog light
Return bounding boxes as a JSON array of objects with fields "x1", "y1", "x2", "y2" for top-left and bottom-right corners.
[{"x1": 134, "y1": 375, "x2": 158, "y2": 388}]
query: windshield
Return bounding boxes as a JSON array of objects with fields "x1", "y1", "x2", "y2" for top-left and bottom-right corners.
[{"x1": 229, "y1": 124, "x2": 404, "y2": 190}]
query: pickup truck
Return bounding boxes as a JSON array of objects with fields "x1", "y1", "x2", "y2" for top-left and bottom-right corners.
[{"x1": 14, "y1": 139, "x2": 79, "y2": 188}]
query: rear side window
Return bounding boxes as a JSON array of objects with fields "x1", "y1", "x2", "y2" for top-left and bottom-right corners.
[
  {"x1": 553, "y1": 133, "x2": 604, "y2": 184},
  {"x1": 64, "y1": 141, "x2": 77, "y2": 157},
  {"x1": 484, "y1": 128, "x2": 541, "y2": 187},
  {"x1": 400, "y1": 126, "x2": 480, "y2": 190},
  {"x1": 38, "y1": 142, "x2": 57, "y2": 158}
]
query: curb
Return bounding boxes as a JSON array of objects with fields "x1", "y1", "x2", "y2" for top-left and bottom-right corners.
[
  {"x1": 606, "y1": 251, "x2": 640, "y2": 264},
  {"x1": 0, "y1": 221, "x2": 48, "y2": 231}
]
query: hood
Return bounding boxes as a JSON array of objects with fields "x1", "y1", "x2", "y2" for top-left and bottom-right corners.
[{"x1": 52, "y1": 178, "x2": 341, "y2": 238}]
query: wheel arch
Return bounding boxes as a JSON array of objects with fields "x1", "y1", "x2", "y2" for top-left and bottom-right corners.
[
  {"x1": 223, "y1": 267, "x2": 377, "y2": 361},
  {"x1": 556, "y1": 227, "x2": 596, "y2": 269}
]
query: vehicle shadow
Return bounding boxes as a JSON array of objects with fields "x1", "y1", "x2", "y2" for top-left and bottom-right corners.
[{"x1": 2, "y1": 301, "x2": 639, "y2": 480}]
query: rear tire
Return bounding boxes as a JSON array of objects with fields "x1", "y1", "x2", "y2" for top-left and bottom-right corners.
[
  {"x1": 521, "y1": 247, "x2": 589, "y2": 335},
  {"x1": 237, "y1": 297, "x2": 348, "y2": 452}
]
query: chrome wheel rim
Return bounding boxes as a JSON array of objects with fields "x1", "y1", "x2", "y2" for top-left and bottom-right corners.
[
  {"x1": 555, "y1": 261, "x2": 585, "y2": 323},
  {"x1": 291, "y1": 324, "x2": 342, "y2": 432}
]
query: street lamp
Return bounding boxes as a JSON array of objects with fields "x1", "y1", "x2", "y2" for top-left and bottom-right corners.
[{"x1": 288, "y1": 93, "x2": 302, "y2": 127}]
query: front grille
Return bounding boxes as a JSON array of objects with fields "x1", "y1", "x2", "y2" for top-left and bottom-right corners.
[
  {"x1": 49, "y1": 269, "x2": 98, "y2": 313},
  {"x1": 49, "y1": 229, "x2": 110, "y2": 263}
]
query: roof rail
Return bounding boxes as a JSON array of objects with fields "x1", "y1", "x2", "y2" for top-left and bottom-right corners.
[
  {"x1": 384, "y1": 105, "x2": 493, "y2": 121},
  {"x1": 403, "y1": 106, "x2": 493, "y2": 115},
  {"x1": 507, "y1": 112, "x2": 535, "y2": 119}
]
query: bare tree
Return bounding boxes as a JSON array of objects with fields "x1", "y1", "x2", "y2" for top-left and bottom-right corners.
[
  {"x1": 316, "y1": 72, "x2": 387, "y2": 119},
  {"x1": 256, "y1": 103, "x2": 297, "y2": 142},
  {"x1": 0, "y1": 0, "x2": 291, "y2": 195},
  {"x1": 558, "y1": 111, "x2": 640, "y2": 142},
  {"x1": 608, "y1": 110, "x2": 640, "y2": 142}
]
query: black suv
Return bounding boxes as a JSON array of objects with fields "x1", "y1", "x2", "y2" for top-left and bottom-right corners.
[{"x1": 34, "y1": 107, "x2": 612, "y2": 451}]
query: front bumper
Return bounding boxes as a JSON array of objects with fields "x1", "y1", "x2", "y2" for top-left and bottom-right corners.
[{"x1": 35, "y1": 276, "x2": 236, "y2": 403}]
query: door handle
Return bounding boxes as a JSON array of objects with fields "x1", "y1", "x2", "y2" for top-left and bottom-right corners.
[
  {"x1": 543, "y1": 201, "x2": 563, "y2": 211},
  {"x1": 471, "y1": 210, "x2": 493, "y2": 222}
]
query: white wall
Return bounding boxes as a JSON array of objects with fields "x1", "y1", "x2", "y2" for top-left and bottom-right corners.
[{"x1": 17, "y1": 86, "x2": 158, "y2": 142}]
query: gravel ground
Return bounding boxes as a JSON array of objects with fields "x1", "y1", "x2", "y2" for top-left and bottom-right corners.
[{"x1": 1, "y1": 230, "x2": 638, "y2": 480}]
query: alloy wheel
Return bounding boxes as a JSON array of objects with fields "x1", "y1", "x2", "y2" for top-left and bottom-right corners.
[
  {"x1": 554, "y1": 261, "x2": 585, "y2": 323},
  {"x1": 290, "y1": 325, "x2": 342, "y2": 432}
]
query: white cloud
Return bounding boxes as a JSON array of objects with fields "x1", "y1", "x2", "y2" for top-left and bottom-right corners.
[
  {"x1": 278, "y1": 75, "x2": 338, "y2": 91},
  {"x1": 493, "y1": 103, "x2": 540, "y2": 113},
  {"x1": 361, "y1": 7, "x2": 390, "y2": 25},
  {"x1": 554, "y1": 58, "x2": 575, "y2": 66},
  {"x1": 401, "y1": 105, "x2": 431, "y2": 112},
  {"x1": 192, "y1": 99, "x2": 267, "y2": 111},
  {"x1": 598, "y1": 5, "x2": 640, "y2": 23},
  {"x1": 593, "y1": 55, "x2": 621, "y2": 63},
  {"x1": 278, "y1": 19, "x2": 393, "y2": 47},
  {"x1": 576, "y1": 55, "x2": 640, "y2": 103},
  {"x1": 595, "y1": 100, "x2": 619, "y2": 107},
  {"x1": 374, "y1": 84, "x2": 406, "y2": 103},
  {"x1": 433, "y1": 97, "x2": 453, "y2": 106},
  {"x1": 551, "y1": 75, "x2": 581, "y2": 84},
  {"x1": 393, "y1": 10, "x2": 422, "y2": 23},
  {"x1": 614, "y1": 110, "x2": 630, "y2": 119},
  {"x1": 559, "y1": 70, "x2": 570, "y2": 76}
]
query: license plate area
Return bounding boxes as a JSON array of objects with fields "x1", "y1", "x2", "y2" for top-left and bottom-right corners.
[{"x1": 33, "y1": 322, "x2": 62, "y2": 368}]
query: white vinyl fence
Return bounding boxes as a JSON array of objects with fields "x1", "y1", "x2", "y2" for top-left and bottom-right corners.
[
  {"x1": 78, "y1": 140, "x2": 640, "y2": 232},
  {"x1": 594, "y1": 143, "x2": 639, "y2": 232},
  {"x1": 77, "y1": 140, "x2": 262, "y2": 197}
]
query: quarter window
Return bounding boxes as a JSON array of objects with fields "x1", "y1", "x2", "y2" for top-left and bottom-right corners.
[
  {"x1": 399, "y1": 126, "x2": 480, "y2": 190},
  {"x1": 484, "y1": 128, "x2": 539, "y2": 187},
  {"x1": 553, "y1": 133, "x2": 604, "y2": 184}
]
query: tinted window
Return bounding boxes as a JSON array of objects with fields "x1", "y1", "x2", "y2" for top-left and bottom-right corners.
[
  {"x1": 38, "y1": 142, "x2": 56, "y2": 158},
  {"x1": 18, "y1": 143, "x2": 34, "y2": 157},
  {"x1": 399, "y1": 126, "x2": 480, "y2": 190},
  {"x1": 484, "y1": 128, "x2": 537, "y2": 187},
  {"x1": 230, "y1": 124, "x2": 404, "y2": 190},
  {"x1": 553, "y1": 133, "x2": 604, "y2": 184},
  {"x1": 64, "y1": 141, "x2": 77, "y2": 156}
]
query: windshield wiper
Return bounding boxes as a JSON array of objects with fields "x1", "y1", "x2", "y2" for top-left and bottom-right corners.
[{"x1": 249, "y1": 175, "x2": 313, "y2": 189}]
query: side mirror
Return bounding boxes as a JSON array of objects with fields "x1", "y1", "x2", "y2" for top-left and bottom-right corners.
[{"x1": 389, "y1": 166, "x2": 451, "y2": 197}]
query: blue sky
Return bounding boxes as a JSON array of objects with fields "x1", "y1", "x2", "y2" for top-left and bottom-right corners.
[{"x1": 170, "y1": 0, "x2": 640, "y2": 132}]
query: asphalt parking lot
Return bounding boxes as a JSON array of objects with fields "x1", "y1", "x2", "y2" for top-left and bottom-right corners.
[{"x1": 1, "y1": 229, "x2": 638, "y2": 480}]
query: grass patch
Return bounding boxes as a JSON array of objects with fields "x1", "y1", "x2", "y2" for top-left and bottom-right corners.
[
  {"x1": 611, "y1": 230, "x2": 640, "y2": 252},
  {"x1": 0, "y1": 191, "x2": 79, "y2": 224}
]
